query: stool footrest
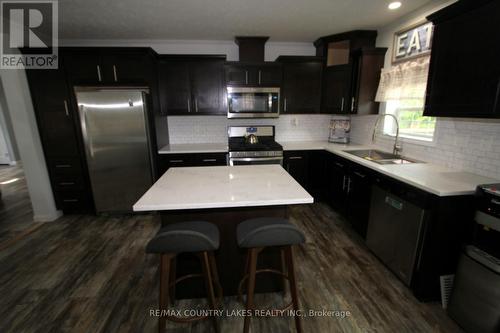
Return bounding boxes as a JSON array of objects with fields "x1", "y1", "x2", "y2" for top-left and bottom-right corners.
[{"x1": 238, "y1": 268, "x2": 293, "y2": 312}]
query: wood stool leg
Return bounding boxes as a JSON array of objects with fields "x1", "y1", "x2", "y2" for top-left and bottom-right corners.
[
  {"x1": 243, "y1": 248, "x2": 259, "y2": 333},
  {"x1": 169, "y1": 256, "x2": 177, "y2": 306},
  {"x1": 201, "y1": 252, "x2": 220, "y2": 333},
  {"x1": 159, "y1": 254, "x2": 173, "y2": 333},
  {"x1": 209, "y1": 252, "x2": 223, "y2": 301},
  {"x1": 280, "y1": 248, "x2": 288, "y2": 297},
  {"x1": 285, "y1": 246, "x2": 302, "y2": 333}
]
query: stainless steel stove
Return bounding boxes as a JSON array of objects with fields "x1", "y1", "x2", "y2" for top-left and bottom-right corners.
[{"x1": 228, "y1": 126, "x2": 283, "y2": 166}]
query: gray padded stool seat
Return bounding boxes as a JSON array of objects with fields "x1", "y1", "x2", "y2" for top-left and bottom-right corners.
[
  {"x1": 237, "y1": 217, "x2": 305, "y2": 248},
  {"x1": 146, "y1": 221, "x2": 219, "y2": 254},
  {"x1": 146, "y1": 221, "x2": 222, "y2": 333}
]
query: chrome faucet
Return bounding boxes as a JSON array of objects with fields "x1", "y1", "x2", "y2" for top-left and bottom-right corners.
[{"x1": 372, "y1": 114, "x2": 402, "y2": 156}]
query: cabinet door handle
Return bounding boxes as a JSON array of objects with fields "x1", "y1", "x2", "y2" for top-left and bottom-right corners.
[
  {"x1": 187, "y1": 99, "x2": 191, "y2": 113},
  {"x1": 335, "y1": 162, "x2": 344, "y2": 168},
  {"x1": 288, "y1": 156, "x2": 302, "y2": 160},
  {"x1": 202, "y1": 159, "x2": 217, "y2": 162},
  {"x1": 351, "y1": 97, "x2": 355, "y2": 112},
  {"x1": 59, "y1": 182, "x2": 75, "y2": 186},
  {"x1": 63, "y1": 100, "x2": 69, "y2": 117},
  {"x1": 353, "y1": 171, "x2": 366, "y2": 178},
  {"x1": 194, "y1": 98, "x2": 198, "y2": 113},
  {"x1": 170, "y1": 159, "x2": 184, "y2": 163},
  {"x1": 342, "y1": 175, "x2": 346, "y2": 191},
  {"x1": 245, "y1": 70, "x2": 248, "y2": 85},
  {"x1": 55, "y1": 164, "x2": 71, "y2": 168},
  {"x1": 113, "y1": 65, "x2": 118, "y2": 82},
  {"x1": 283, "y1": 98, "x2": 287, "y2": 112},
  {"x1": 347, "y1": 176, "x2": 352, "y2": 194},
  {"x1": 97, "y1": 65, "x2": 102, "y2": 82},
  {"x1": 63, "y1": 199, "x2": 79, "y2": 203},
  {"x1": 258, "y1": 70, "x2": 261, "y2": 85},
  {"x1": 341, "y1": 97, "x2": 345, "y2": 112}
]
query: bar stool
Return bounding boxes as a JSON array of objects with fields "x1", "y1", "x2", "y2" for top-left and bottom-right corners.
[
  {"x1": 146, "y1": 221, "x2": 223, "y2": 333},
  {"x1": 236, "y1": 217, "x2": 305, "y2": 333}
]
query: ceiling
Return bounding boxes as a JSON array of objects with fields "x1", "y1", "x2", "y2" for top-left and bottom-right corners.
[{"x1": 59, "y1": 0, "x2": 432, "y2": 42}]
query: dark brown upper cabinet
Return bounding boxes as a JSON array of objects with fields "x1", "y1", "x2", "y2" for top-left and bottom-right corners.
[
  {"x1": 315, "y1": 31, "x2": 387, "y2": 115},
  {"x1": 27, "y1": 67, "x2": 80, "y2": 157},
  {"x1": 424, "y1": 0, "x2": 500, "y2": 118},
  {"x1": 276, "y1": 56, "x2": 323, "y2": 114},
  {"x1": 62, "y1": 47, "x2": 156, "y2": 85},
  {"x1": 159, "y1": 56, "x2": 226, "y2": 115},
  {"x1": 322, "y1": 64, "x2": 352, "y2": 114},
  {"x1": 224, "y1": 62, "x2": 282, "y2": 87}
]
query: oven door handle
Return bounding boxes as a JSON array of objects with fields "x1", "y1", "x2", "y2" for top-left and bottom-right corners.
[{"x1": 229, "y1": 156, "x2": 283, "y2": 166}]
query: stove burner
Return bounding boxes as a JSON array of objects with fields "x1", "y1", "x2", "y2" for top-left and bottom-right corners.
[{"x1": 228, "y1": 137, "x2": 283, "y2": 152}]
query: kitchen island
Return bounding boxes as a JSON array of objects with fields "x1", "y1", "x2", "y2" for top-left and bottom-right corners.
[{"x1": 134, "y1": 165, "x2": 313, "y2": 296}]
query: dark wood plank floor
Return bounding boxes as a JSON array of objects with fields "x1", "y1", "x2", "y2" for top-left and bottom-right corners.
[{"x1": 0, "y1": 165, "x2": 462, "y2": 332}]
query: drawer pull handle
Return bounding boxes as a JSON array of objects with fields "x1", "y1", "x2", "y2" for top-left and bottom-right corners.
[
  {"x1": 353, "y1": 171, "x2": 366, "y2": 178},
  {"x1": 63, "y1": 100, "x2": 69, "y2": 117},
  {"x1": 55, "y1": 164, "x2": 72, "y2": 168},
  {"x1": 97, "y1": 65, "x2": 102, "y2": 82},
  {"x1": 63, "y1": 199, "x2": 79, "y2": 203},
  {"x1": 288, "y1": 156, "x2": 303, "y2": 160},
  {"x1": 170, "y1": 160, "x2": 184, "y2": 163},
  {"x1": 202, "y1": 159, "x2": 217, "y2": 162},
  {"x1": 59, "y1": 182, "x2": 75, "y2": 186}
]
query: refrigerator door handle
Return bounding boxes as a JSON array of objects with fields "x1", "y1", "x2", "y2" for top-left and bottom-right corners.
[
  {"x1": 78, "y1": 105, "x2": 94, "y2": 158},
  {"x1": 82, "y1": 109, "x2": 94, "y2": 158}
]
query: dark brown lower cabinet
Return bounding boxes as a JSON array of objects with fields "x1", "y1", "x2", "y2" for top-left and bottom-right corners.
[
  {"x1": 299, "y1": 148, "x2": 474, "y2": 301},
  {"x1": 345, "y1": 166, "x2": 372, "y2": 238},
  {"x1": 157, "y1": 153, "x2": 228, "y2": 175},
  {"x1": 283, "y1": 151, "x2": 309, "y2": 188}
]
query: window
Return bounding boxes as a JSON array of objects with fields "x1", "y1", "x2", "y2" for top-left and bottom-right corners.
[
  {"x1": 383, "y1": 100, "x2": 436, "y2": 142},
  {"x1": 376, "y1": 56, "x2": 436, "y2": 142}
]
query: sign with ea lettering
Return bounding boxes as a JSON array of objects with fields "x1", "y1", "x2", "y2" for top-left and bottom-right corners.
[{"x1": 392, "y1": 21, "x2": 433, "y2": 63}]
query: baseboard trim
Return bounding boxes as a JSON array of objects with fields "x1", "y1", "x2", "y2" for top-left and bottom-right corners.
[{"x1": 33, "y1": 210, "x2": 63, "y2": 222}]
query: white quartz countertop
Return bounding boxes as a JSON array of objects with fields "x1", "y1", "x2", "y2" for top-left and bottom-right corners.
[
  {"x1": 133, "y1": 165, "x2": 314, "y2": 211},
  {"x1": 279, "y1": 141, "x2": 498, "y2": 197},
  {"x1": 158, "y1": 143, "x2": 228, "y2": 154}
]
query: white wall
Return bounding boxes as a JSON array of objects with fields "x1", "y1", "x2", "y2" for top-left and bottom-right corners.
[
  {"x1": 350, "y1": 0, "x2": 500, "y2": 181},
  {"x1": 0, "y1": 81, "x2": 20, "y2": 164},
  {"x1": 0, "y1": 68, "x2": 61, "y2": 222},
  {"x1": 0, "y1": 120, "x2": 11, "y2": 164}
]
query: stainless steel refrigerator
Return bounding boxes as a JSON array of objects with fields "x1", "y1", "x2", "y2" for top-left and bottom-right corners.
[{"x1": 75, "y1": 87, "x2": 153, "y2": 213}]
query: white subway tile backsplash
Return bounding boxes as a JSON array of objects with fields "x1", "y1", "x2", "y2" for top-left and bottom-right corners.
[
  {"x1": 350, "y1": 115, "x2": 500, "y2": 180},
  {"x1": 167, "y1": 114, "x2": 332, "y2": 144}
]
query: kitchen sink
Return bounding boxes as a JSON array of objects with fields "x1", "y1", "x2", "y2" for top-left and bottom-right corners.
[{"x1": 343, "y1": 149, "x2": 423, "y2": 165}]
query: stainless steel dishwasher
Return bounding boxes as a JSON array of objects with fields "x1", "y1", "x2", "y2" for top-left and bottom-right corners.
[{"x1": 366, "y1": 185, "x2": 428, "y2": 285}]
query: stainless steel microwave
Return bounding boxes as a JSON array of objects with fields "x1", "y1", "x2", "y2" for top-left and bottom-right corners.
[{"x1": 227, "y1": 87, "x2": 280, "y2": 118}]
